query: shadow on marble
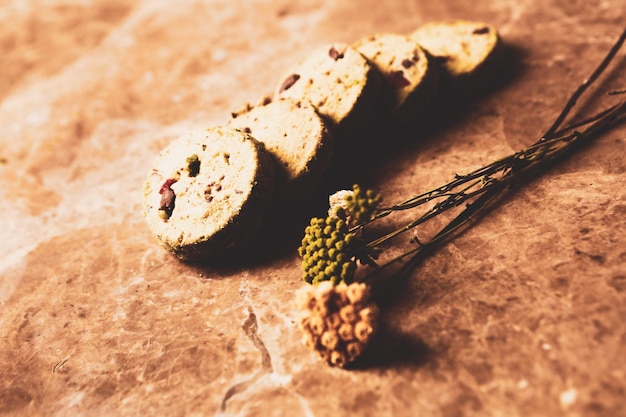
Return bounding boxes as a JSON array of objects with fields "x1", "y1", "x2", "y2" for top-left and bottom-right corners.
[{"x1": 350, "y1": 325, "x2": 435, "y2": 370}]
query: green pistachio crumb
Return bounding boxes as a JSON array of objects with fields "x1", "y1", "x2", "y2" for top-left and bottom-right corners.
[{"x1": 186, "y1": 154, "x2": 200, "y2": 177}]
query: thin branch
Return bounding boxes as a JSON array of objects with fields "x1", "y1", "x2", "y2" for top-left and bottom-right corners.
[
  {"x1": 542, "y1": 27, "x2": 626, "y2": 139},
  {"x1": 357, "y1": 28, "x2": 626, "y2": 282}
]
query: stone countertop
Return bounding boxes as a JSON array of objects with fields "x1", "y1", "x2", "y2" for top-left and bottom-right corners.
[{"x1": 1, "y1": 1, "x2": 625, "y2": 416}]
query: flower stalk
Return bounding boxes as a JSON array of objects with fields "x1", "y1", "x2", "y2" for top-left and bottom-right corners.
[{"x1": 295, "y1": 27, "x2": 626, "y2": 367}]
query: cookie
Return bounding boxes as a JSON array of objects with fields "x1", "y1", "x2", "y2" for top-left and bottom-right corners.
[
  {"x1": 410, "y1": 20, "x2": 503, "y2": 96},
  {"x1": 142, "y1": 126, "x2": 275, "y2": 262},
  {"x1": 353, "y1": 33, "x2": 438, "y2": 124},
  {"x1": 274, "y1": 43, "x2": 382, "y2": 153},
  {"x1": 228, "y1": 97, "x2": 334, "y2": 208}
]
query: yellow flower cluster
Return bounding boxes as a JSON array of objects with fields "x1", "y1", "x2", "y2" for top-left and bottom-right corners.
[
  {"x1": 343, "y1": 184, "x2": 381, "y2": 226},
  {"x1": 295, "y1": 281, "x2": 379, "y2": 367},
  {"x1": 298, "y1": 212, "x2": 357, "y2": 284}
]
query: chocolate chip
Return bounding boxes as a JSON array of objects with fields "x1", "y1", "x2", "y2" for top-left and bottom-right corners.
[
  {"x1": 279, "y1": 74, "x2": 300, "y2": 92},
  {"x1": 204, "y1": 186, "x2": 213, "y2": 202},
  {"x1": 329, "y1": 46, "x2": 345, "y2": 61},
  {"x1": 401, "y1": 59, "x2": 414, "y2": 69},
  {"x1": 472, "y1": 26, "x2": 490, "y2": 35},
  {"x1": 241, "y1": 127, "x2": 252, "y2": 134},
  {"x1": 388, "y1": 70, "x2": 411, "y2": 88}
]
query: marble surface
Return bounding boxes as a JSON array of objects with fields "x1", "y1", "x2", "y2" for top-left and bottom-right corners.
[{"x1": 1, "y1": 0, "x2": 626, "y2": 416}]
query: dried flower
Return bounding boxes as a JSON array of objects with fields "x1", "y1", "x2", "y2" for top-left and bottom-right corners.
[
  {"x1": 328, "y1": 184, "x2": 381, "y2": 227},
  {"x1": 296, "y1": 281, "x2": 379, "y2": 367},
  {"x1": 298, "y1": 185, "x2": 383, "y2": 285},
  {"x1": 295, "y1": 29, "x2": 626, "y2": 367},
  {"x1": 297, "y1": 211, "x2": 358, "y2": 285},
  {"x1": 343, "y1": 184, "x2": 382, "y2": 226}
]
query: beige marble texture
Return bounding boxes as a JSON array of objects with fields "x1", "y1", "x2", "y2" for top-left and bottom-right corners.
[{"x1": 1, "y1": 0, "x2": 625, "y2": 416}]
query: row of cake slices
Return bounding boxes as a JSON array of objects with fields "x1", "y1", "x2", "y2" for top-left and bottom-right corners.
[{"x1": 142, "y1": 20, "x2": 504, "y2": 262}]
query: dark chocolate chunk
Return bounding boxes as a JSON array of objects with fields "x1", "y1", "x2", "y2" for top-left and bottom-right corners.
[
  {"x1": 472, "y1": 26, "x2": 490, "y2": 35},
  {"x1": 204, "y1": 187, "x2": 213, "y2": 202},
  {"x1": 329, "y1": 46, "x2": 345, "y2": 61},
  {"x1": 279, "y1": 74, "x2": 300, "y2": 92},
  {"x1": 401, "y1": 59, "x2": 414, "y2": 69}
]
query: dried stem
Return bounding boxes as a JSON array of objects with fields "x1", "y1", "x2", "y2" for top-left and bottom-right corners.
[
  {"x1": 357, "y1": 27, "x2": 626, "y2": 283},
  {"x1": 542, "y1": 27, "x2": 626, "y2": 139}
]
